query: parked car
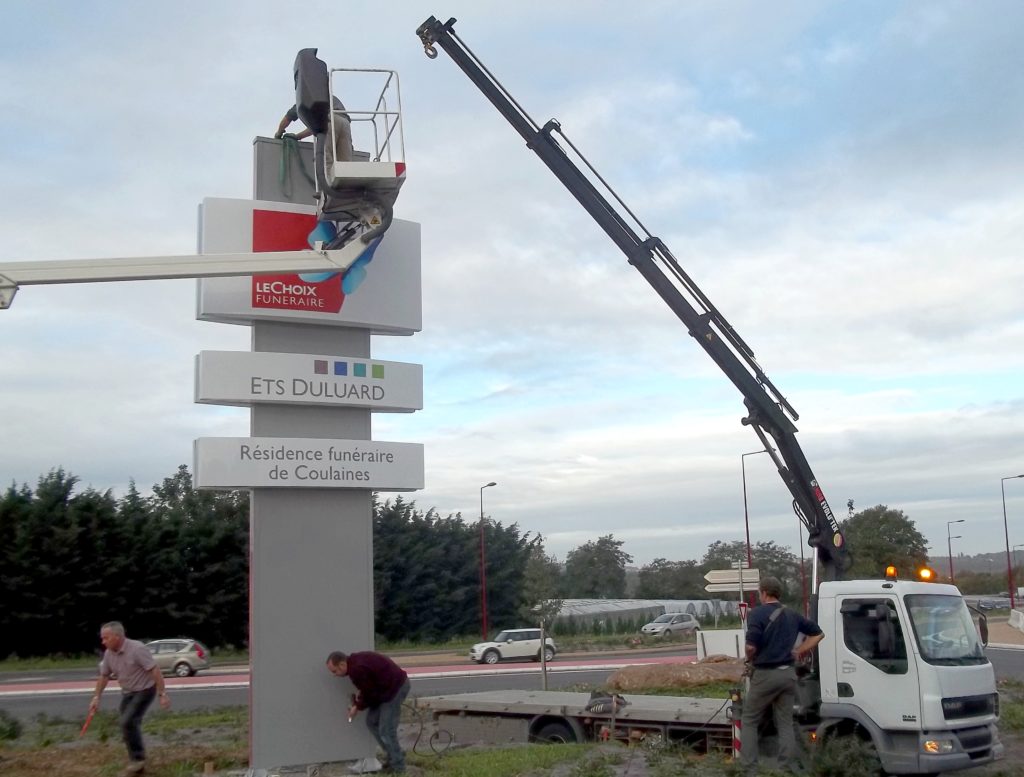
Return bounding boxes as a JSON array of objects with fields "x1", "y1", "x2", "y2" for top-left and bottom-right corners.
[
  {"x1": 977, "y1": 597, "x2": 1011, "y2": 610},
  {"x1": 145, "y1": 638, "x2": 211, "y2": 677},
  {"x1": 640, "y1": 612, "x2": 700, "y2": 637},
  {"x1": 470, "y1": 629, "x2": 557, "y2": 665}
]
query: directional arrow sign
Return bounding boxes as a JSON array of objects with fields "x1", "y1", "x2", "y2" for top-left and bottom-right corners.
[
  {"x1": 705, "y1": 582, "x2": 757, "y2": 593},
  {"x1": 704, "y1": 568, "x2": 760, "y2": 584}
]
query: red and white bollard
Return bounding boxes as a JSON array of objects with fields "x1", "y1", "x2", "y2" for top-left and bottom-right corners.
[{"x1": 729, "y1": 690, "x2": 744, "y2": 760}]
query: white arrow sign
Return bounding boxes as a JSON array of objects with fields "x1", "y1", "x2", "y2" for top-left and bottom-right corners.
[
  {"x1": 704, "y1": 568, "x2": 761, "y2": 584},
  {"x1": 705, "y1": 582, "x2": 758, "y2": 593}
]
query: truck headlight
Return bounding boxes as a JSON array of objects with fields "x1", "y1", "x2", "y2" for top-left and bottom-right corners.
[{"x1": 923, "y1": 739, "x2": 955, "y2": 754}]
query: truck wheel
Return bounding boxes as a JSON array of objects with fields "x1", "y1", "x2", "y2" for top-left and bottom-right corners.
[
  {"x1": 482, "y1": 649, "x2": 500, "y2": 665},
  {"x1": 535, "y1": 721, "x2": 576, "y2": 743}
]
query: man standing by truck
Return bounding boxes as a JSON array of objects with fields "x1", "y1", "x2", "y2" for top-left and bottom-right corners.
[{"x1": 741, "y1": 577, "x2": 824, "y2": 772}]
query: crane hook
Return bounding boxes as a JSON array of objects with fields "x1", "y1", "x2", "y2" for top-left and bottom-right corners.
[{"x1": 423, "y1": 44, "x2": 438, "y2": 59}]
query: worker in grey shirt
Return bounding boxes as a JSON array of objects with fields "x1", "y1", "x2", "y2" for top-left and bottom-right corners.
[{"x1": 89, "y1": 621, "x2": 170, "y2": 775}]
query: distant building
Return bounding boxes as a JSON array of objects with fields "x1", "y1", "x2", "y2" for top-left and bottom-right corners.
[{"x1": 550, "y1": 598, "x2": 738, "y2": 629}]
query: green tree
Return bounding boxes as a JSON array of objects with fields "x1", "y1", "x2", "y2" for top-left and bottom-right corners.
[
  {"x1": 563, "y1": 535, "x2": 633, "y2": 598},
  {"x1": 10, "y1": 470, "x2": 90, "y2": 655},
  {"x1": 636, "y1": 558, "x2": 705, "y2": 599},
  {"x1": 373, "y1": 498, "x2": 474, "y2": 642},
  {"x1": 841, "y1": 504, "x2": 929, "y2": 579},
  {"x1": 701, "y1": 539, "x2": 800, "y2": 603},
  {"x1": 145, "y1": 465, "x2": 250, "y2": 649},
  {"x1": 0, "y1": 481, "x2": 38, "y2": 656},
  {"x1": 372, "y1": 498, "x2": 540, "y2": 642},
  {"x1": 519, "y1": 543, "x2": 563, "y2": 625}
]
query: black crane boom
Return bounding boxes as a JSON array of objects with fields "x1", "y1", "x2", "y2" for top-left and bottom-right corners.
[{"x1": 417, "y1": 15, "x2": 851, "y2": 578}]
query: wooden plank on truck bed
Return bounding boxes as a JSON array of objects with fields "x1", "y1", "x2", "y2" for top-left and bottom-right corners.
[{"x1": 415, "y1": 690, "x2": 730, "y2": 726}]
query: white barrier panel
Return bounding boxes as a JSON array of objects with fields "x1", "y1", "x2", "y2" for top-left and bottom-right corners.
[
  {"x1": 1009, "y1": 609, "x2": 1024, "y2": 632},
  {"x1": 696, "y1": 629, "x2": 746, "y2": 660}
]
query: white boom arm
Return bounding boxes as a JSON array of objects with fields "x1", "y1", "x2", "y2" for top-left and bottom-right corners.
[{"x1": 0, "y1": 240, "x2": 370, "y2": 309}]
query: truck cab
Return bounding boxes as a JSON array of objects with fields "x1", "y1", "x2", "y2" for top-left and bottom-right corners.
[{"x1": 816, "y1": 579, "x2": 1001, "y2": 773}]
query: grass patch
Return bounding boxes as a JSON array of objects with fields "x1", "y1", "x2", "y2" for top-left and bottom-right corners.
[
  {"x1": 0, "y1": 709, "x2": 22, "y2": 741},
  {"x1": 143, "y1": 706, "x2": 248, "y2": 737},
  {"x1": 0, "y1": 649, "x2": 251, "y2": 673},
  {"x1": 0, "y1": 741, "x2": 248, "y2": 777},
  {"x1": 998, "y1": 678, "x2": 1024, "y2": 731},
  {"x1": 409, "y1": 743, "x2": 591, "y2": 775},
  {"x1": 378, "y1": 636, "x2": 478, "y2": 653},
  {"x1": 0, "y1": 654, "x2": 103, "y2": 672}
]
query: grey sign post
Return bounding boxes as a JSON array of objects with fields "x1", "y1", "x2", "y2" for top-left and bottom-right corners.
[{"x1": 193, "y1": 137, "x2": 423, "y2": 769}]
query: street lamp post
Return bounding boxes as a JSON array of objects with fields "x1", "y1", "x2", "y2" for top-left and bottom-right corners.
[
  {"x1": 1002, "y1": 475, "x2": 1024, "y2": 610},
  {"x1": 946, "y1": 519, "x2": 965, "y2": 585},
  {"x1": 741, "y1": 449, "x2": 772, "y2": 604},
  {"x1": 479, "y1": 481, "x2": 497, "y2": 641}
]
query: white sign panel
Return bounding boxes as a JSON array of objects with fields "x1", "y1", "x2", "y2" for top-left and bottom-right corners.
[
  {"x1": 703, "y1": 568, "x2": 760, "y2": 584},
  {"x1": 195, "y1": 350, "x2": 423, "y2": 412},
  {"x1": 704, "y1": 583, "x2": 756, "y2": 593},
  {"x1": 194, "y1": 437, "x2": 424, "y2": 491},
  {"x1": 696, "y1": 629, "x2": 745, "y2": 660},
  {"x1": 196, "y1": 198, "x2": 421, "y2": 334}
]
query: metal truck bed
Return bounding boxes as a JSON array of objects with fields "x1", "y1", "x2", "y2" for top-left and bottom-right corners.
[{"x1": 416, "y1": 689, "x2": 730, "y2": 726}]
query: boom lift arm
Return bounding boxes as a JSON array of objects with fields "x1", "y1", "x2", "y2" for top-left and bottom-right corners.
[{"x1": 417, "y1": 16, "x2": 851, "y2": 579}]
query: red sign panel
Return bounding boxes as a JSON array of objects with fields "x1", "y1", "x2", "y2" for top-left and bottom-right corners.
[{"x1": 250, "y1": 209, "x2": 345, "y2": 313}]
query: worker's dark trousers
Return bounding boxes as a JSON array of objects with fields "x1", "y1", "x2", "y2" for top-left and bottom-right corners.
[
  {"x1": 119, "y1": 686, "x2": 156, "y2": 762},
  {"x1": 740, "y1": 666, "x2": 798, "y2": 772},
  {"x1": 366, "y1": 680, "x2": 410, "y2": 771}
]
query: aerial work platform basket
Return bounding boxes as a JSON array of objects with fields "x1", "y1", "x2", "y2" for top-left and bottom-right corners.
[{"x1": 292, "y1": 49, "x2": 406, "y2": 247}]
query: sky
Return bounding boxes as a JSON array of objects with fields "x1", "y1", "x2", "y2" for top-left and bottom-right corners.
[{"x1": 2, "y1": 1, "x2": 1023, "y2": 569}]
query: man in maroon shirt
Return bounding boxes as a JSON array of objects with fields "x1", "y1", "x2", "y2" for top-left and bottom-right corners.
[{"x1": 326, "y1": 650, "x2": 411, "y2": 773}]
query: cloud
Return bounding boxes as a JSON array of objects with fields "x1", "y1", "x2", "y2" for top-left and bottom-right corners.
[{"x1": 2, "y1": 1, "x2": 1024, "y2": 568}]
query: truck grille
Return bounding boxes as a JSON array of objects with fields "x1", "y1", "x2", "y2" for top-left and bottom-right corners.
[
  {"x1": 941, "y1": 694, "x2": 996, "y2": 721},
  {"x1": 953, "y1": 725, "x2": 993, "y2": 757}
]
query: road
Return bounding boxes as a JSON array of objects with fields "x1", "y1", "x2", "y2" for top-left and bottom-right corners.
[
  {"x1": 3, "y1": 647, "x2": 1022, "y2": 722},
  {"x1": 0, "y1": 651, "x2": 686, "y2": 721}
]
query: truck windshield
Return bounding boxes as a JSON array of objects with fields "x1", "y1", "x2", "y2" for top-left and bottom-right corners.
[{"x1": 904, "y1": 594, "x2": 987, "y2": 666}]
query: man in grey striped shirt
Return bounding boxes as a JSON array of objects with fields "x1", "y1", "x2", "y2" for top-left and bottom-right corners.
[{"x1": 89, "y1": 621, "x2": 170, "y2": 775}]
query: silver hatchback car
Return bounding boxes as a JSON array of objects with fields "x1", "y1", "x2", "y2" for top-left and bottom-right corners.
[
  {"x1": 640, "y1": 612, "x2": 700, "y2": 638},
  {"x1": 145, "y1": 638, "x2": 211, "y2": 677}
]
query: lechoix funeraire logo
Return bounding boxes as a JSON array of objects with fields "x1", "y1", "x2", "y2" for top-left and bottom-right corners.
[{"x1": 252, "y1": 236, "x2": 384, "y2": 313}]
